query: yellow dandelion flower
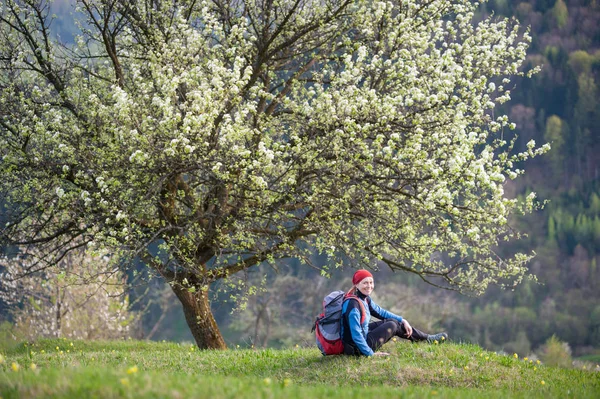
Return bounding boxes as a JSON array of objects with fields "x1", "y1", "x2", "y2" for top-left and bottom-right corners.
[
  {"x1": 540, "y1": 380, "x2": 545, "y2": 385},
  {"x1": 295, "y1": 344, "x2": 299, "y2": 348},
  {"x1": 40, "y1": 350, "x2": 45, "y2": 354},
  {"x1": 513, "y1": 353, "x2": 518, "y2": 359},
  {"x1": 434, "y1": 340, "x2": 439, "y2": 345},
  {"x1": 536, "y1": 360, "x2": 541, "y2": 365},
  {"x1": 479, "y1": 353, "x2": 483, "y2": 357},
  {"x1": 441, "y1": 336, "x2": 445, "y2": 341},
  {"x1": 534, "y1": 367, "x2": 537, "y2": 371},
  {"x1": 11, "y1": 362, "x2": 19, "y2": 372},
  {"x1": 392, "y1": 337, "x2": 397, "y2": 342},
  {"x1": 30, "y1": 363, "x2": 37, "y2": 370},
  {"x1": 70, "y1": 342, "x2": 74, "y2": 347},
  {"x1": 529, "y1": 360, "x2": 533, "y2": 364},
  {"x1": 524, "y1": 357, "x2": 528, "y2": 361},
  {"x1": 60, "y1": 351, "x2": 63, "y2": 354},
  {"x1": 56, "y1": 346, "x2": 59, "y2": 351},
  {"x1": 120, "y1": 378, "x2": 129, "y2": 386},
  {"x1": 127, "y1": 366, "x2": 139, "y2": 374},
  {"x1": 464, "y1": 366, "x2": 469, "y2": 371},
  {"x1": 263, "y1": 378, "x2": 272, "y2": 385},
  {"x1": 66, "y1": 350, "x2": 70, "y2": 353},
  {"x1": 283, "y1": 378, "x2": 292, "y2": 387},
  {"x1": 485, "y1": 356, "x2": 489, "y2": 360},
  {"x1": 236, "y1": 345, "x2": 240, "y2": 349}
]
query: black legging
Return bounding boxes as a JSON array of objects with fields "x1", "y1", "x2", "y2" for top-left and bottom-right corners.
[{"x1": 344, "y1": 318, "x2": 429, "y2": 355}]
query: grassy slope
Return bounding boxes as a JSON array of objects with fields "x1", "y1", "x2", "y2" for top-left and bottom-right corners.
[{"x1": 1, "y1": 339, "x2": 599, "y2": 398}]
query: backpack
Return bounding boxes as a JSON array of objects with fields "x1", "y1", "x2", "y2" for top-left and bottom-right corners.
[{"x1": 312, "y1": 289, "x2": 367, "y2": 356}]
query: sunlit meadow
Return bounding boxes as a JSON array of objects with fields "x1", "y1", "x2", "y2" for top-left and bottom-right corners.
[{"x1": 1, "y1": 339, "x2": 598, "y2": 398}]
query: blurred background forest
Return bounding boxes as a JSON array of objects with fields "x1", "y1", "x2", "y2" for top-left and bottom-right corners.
[{"x1": 1, "y1": 0, "x2": 599, "y2": 363}]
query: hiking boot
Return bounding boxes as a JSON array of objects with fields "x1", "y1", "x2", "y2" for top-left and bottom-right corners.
[{"x1": 426, "y1": 332, "x2": 448, "y2": 344}]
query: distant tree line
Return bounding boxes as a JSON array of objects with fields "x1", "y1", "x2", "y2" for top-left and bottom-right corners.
[{"x1": 451, "y1": 0, "x2": 600, "y2": 356}]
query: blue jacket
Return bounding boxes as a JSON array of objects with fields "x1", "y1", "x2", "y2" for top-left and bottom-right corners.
[{"x1": 340, "y1": 292, "x2": 403, "y2": 356}]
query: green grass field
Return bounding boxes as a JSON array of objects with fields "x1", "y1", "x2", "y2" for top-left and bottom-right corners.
[{"x1": 1, "y1": 339, "x2": 599, "y2": 398}]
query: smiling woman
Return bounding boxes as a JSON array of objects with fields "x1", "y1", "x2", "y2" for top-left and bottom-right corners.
[{"x1": 341, "y1": 270, "x2": 448, "y2": 357}]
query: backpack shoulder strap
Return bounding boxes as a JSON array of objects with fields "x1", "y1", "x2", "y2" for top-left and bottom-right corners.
[{"x1": 343, "y1": 294, "x2": 367, "y2": 324}]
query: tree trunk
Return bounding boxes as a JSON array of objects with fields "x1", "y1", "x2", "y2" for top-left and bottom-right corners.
[
  {"x1": 55, "y1": 285, "x2": 62, "y2": 338},
  {"x1": 171, "y1": 285, "x2": 227, "y2": 349}
]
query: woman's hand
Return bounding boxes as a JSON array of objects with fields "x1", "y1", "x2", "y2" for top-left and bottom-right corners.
[
  {"x1": 402, "y1": 319, "x2": 413, "y2": 338},
  {"x1": 373, "y1": 352, "x2": 390, "y2": 357}
]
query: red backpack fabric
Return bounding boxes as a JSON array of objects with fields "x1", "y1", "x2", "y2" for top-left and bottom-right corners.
[{"x1": 313, "y1": 290, "x2": 367, "y2": 355}]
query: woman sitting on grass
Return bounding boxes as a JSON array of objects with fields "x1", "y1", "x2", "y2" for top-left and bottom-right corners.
[{"x1": 341, "y1": 269, "x2": 448, "y2": 357}]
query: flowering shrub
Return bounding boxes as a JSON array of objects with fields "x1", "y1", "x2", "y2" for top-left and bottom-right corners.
[
  {"x1": 539, "y1": 335, "x2": 572, "y2": 368},
  {"x1": 0, "y1": 250, "x2": 137, "y2": 340}
]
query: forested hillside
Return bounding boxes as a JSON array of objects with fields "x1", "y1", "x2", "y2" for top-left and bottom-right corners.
[{"x1": 463, "y1": 0, "x2": 600, "y2": 356}]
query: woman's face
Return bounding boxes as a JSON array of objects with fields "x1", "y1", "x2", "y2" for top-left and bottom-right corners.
[{"x1": 356, "y1": 277, "x2": 374, "y2": 296}]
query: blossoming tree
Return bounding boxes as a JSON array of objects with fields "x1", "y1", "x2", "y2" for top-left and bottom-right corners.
[{"x1": 0, "y1": 0, "x2": 547, "y2": 349}]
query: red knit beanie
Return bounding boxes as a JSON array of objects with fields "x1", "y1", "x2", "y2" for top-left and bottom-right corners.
[{"x1": 352, "y1": 269, "x2": 373, "y2": 285}]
